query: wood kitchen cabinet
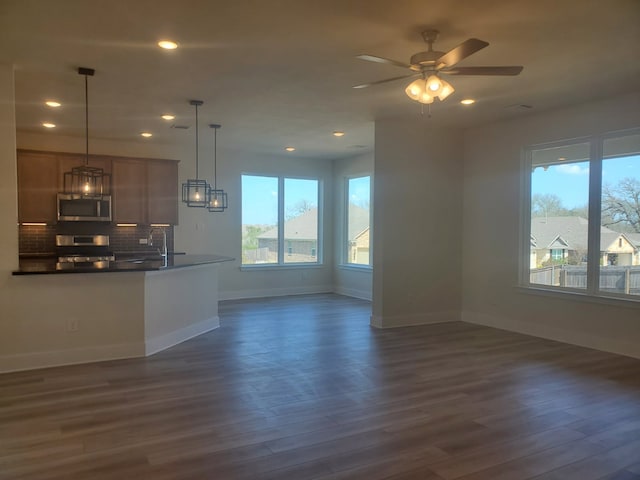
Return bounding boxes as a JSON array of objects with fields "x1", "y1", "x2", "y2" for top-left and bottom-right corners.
[
  {"x1": 147, "y1": 160, "x2": 179, "y2": 224},
  {"x1": 112, "y1": 158, "x2": 147, "y2": 224},
  {"x1": 17, "y1": 150, "x2": 59, "y2": 223},
  {"x1": 112, "y1": 157, "x2": 179, "y2": 225},
  {"x1": 17, "y1": 150, "x2": 179, "y2": 225}
]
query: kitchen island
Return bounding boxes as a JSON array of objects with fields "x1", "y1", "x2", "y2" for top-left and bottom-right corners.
[
  {"x1": 14, "y1": 253, "x2": 232, "y2": 275},
  {"x1": 4, "y1": 254, "x2": 233, "y2": 372}
]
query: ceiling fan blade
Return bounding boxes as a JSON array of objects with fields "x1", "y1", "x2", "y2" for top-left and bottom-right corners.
[
  {"x1": 352, "y1": 73, "x2": 420, "y2": 89},
  {"x1": 436, "y1": 38, "x2": 489, "y2": 68},
  {"x1": 356, "y1": 54, "x2": 414, "y2": 70},
  {"x1": 441, "y1": 66, "x2": 523, "y2": 75}
]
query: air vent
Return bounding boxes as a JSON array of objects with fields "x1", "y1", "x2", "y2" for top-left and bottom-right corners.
[
  {"x1": 505, "y1": 104, "x2": 533, "y2": 111},
  {"x1": 171, "y1": 124, "x2": 190, "y2": 130}
]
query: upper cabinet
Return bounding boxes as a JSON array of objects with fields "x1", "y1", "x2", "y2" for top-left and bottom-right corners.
[
  {"x1": 111, "y1": 158, "x2": 147, "y2": 224},
  {"x1": 112, "y1": 157, "x2": 179, "y2": 225},
  {"x1": 17, "y1": 150, "x2": 58, "y2": 223},
  {"x1": 17, "y1": 150, "x2": 179, "y2": 225},
  {"x1": 147, "y1": 160, "x2": 179, "y2": 225}
]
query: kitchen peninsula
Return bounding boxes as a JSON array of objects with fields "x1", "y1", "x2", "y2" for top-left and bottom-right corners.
[{"x1": 6, "y1": 254, "x2": 233, "y2": 372}]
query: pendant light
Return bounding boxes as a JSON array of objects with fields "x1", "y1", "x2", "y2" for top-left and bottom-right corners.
[
  {"x1": 181, "y1": 100, "x2": 210, "y2": 207},
  {"x1": 207, "y1": 124, "x2": 228, "y2": 212},
  {"x1": 63, "y1": 67, "x2": 111, "y2": 197}
]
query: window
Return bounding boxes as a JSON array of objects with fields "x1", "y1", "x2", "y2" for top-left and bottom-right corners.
[
  {"x1": 241, "y1": 175, "x2": 320, "y2": 265},
  {"x1": 524, "y1": 130, "x2": 640, "y2": 298},
  {"x1": 346, "y1": 176, "x2": 371, "y2": 266}
]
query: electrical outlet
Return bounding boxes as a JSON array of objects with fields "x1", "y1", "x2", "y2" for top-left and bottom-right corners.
[
  {"x1": 66, "y1": 318, "x2": 79, "y2": 332},
  {"x1": 139, "y1": 238, "x2": 148, "y2": 245}
]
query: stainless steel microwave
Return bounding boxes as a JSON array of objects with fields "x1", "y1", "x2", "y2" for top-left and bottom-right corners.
[{"x1": 57, "y1": 193, "x2": 112, "y2": 222}]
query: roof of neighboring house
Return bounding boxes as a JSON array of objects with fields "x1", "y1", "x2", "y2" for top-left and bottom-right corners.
[
  {"x1": 258, "y1": 208, "x2": 318, "y2": 240},
  {"x1": 623, "y1": 233, "x2": 640, "y2": 248},
  {"x1": 531, "y1": 216, "x2": 591, "y2": 251},
  {"x1": 348, "y1": 204, "x2": 370, "y2": 241},
  {"x1": 531, "y1": 216, "x2": 639, "y2": 252}
]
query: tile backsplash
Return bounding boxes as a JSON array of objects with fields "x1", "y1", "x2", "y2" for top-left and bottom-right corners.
[{"x1": 19, "y1": 224, "x2": 175, "y2": 255}]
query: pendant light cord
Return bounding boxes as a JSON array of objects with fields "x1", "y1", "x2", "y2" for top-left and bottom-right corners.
[
  {"x1": 213, "y1": 127, "x2": 217, "y2": 190},
  {"x1": 84, "y1": 73, "x2": 89, "y2": 166},
  {"x1": 195, "y1": 103, "x2": 199, "y2": 180}
]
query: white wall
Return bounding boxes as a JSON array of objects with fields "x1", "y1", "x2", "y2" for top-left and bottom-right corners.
[
  {"x1": 462, "y1": 92, "x2": 640, "y2": 358},
  {"x1": 211, "y1": 152, "x2": 334, "y2": 300},
  {"x1": 372, "y1": 118, "x2": 463, "y2": 327},
  {"x1": 332, "y1": 152, "x2": 373, "y2": 300}
]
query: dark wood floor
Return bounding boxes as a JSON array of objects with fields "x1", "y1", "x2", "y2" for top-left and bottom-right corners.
[{"x1": 1, "y1": 293, "x2": 640, "y2": 480}]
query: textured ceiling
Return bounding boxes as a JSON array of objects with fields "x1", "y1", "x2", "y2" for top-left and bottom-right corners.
[{"x1": 1, "y1": 0, "x2": 639, "y2": 160}]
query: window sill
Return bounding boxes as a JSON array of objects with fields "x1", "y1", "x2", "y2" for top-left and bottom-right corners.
[
  {"x1": 240, "y1": 263, "x2": 324, "y2": 271},
  {"x1": 515, "y1": 285, "x2": 640, "y2": 309},
  {"x1": 338, "y1": 264, "x2": 372, "y2": 272}
]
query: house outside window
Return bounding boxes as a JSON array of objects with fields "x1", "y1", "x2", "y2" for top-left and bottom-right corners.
[
  {"x1": 523, "y1": 129, "x2": 640, "y2": 298},
  {"x1": 241, "y1": 175, "x2": 320, "y2": 265},
  {"x1": 346, "y1": 176, "x2": 371, "y2": 266}
]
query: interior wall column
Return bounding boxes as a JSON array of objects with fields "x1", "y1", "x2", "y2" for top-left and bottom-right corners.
[{"x1": 372, "y1": 117, "x2": 464, "y2": 328}]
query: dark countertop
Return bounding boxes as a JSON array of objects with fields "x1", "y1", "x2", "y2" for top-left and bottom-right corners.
[{"x1": 13, "y1": 254, "x2": 234, "y2": 275}]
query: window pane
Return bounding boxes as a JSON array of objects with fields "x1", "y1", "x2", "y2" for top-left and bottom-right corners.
[
  {"x1": 241, "y1": 175, "x2": 278, "y2": 264},
  {"x1": 600, "y1": 133, "x2": 640, "y2": 296},
  {"x1": 283, "y1": 178, "x2": 318, "y2": 264},
  {"x1": 530, "y1": 143, "x2": 590, "y2": 289},
  {"x1": 347, "y1": 176, "x2": 371, "y2": 265}
]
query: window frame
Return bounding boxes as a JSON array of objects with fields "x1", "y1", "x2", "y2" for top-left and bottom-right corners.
[
  {"x1": 520, "y1": 128, "x2": 640, "y2": 303},
  {"x1": 343, "y1": 174, "x2": 373, "y2": 268},
  {"x1": 241, "y1": 173, "x2": 322, "y2": 268}
]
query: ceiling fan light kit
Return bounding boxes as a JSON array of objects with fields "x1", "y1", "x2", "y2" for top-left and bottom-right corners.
[{"x1": 355, "y1": 29, "x2": 522, "y2": 106}]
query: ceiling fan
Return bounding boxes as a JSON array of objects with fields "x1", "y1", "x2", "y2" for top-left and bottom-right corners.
[{"x1": 354, "y1": 29, "x2": 523, "y2": 104}]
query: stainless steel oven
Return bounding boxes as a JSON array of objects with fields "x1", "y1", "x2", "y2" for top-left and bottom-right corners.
[
  {"x1": 57, "y1": 193, "x2": 112, "y2": 222},
  {"x1": 56, "y1": 234, "x2": 115, "y2": 268}
]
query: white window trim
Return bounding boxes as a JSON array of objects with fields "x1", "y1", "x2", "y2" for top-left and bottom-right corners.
[
  {"x1": 520, "y1": 128, "x2": 640, "y2": 303},
  {"x1": 241, "y1": 173, "x2": 323, "y2": 267},
  {"x1": 344, "y1": 174, "x2": 373, "y2": 267}
]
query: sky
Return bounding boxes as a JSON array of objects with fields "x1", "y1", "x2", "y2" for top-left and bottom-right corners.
[
  {"x1": 532, "y1": 154, "x2": 639, "y2": 209},
  {"x1": 241, "y1": 175, "x2": 319, "y2": 225},
  {"x1": 241, "y1": 154, "x2": 636, "y2": 226}
]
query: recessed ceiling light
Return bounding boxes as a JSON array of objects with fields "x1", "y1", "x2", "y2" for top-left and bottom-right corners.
[
  {"x1": 42, "y1": 122, "x2": 56, "y2": 128},
  {"x1": 45, "y1": 101, "x2": 61, "y2": 108},
  {"x1": 333, "y1": 131, "x2": 345, "y2": 137},
  {"x1": 460, "y1": 99, "x2": 476, "y2": 105},
  {"x1": 161, "y1": 114, "x2": 175, "y2": 120},
  {"x1": 141, "y1": 132, "x2": 153, "y2": 138},
  {"x1": 285, "y1": 147, "x2": 296, "y2": 152},
  {"x1": 558, "y1": 157, "x2": 567, "y2": 161},
  {"x1": 158, "y1": 40, "x2": 178, "y2": 50}
]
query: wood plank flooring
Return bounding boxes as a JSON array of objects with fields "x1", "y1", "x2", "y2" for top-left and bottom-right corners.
[{"x1": 1, "y1": 293, "x2": 640, "y2": 479}]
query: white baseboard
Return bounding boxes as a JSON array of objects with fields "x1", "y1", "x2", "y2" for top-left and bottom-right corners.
[
  {"x1": 333, "y1": 286, "x2": 372, "y2": 301},
  {"x1": 145, "y1": 316, "x2": 220, "y2": 356},
  {"x1": 219, "y1": 285, "x2": 333, "y2": 301},
  {"x1": 0, "y1": 342, "x2": 145, "y2": 374},
  {"x1": 370, "y1": 310, "x2": 460, "y2": 329},
  {"x1": 462, "y1": 310, "x2": 640, "y2": 360}
]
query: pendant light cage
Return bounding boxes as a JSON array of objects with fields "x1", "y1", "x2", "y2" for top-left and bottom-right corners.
[
  {"x1": 63, "y1": 67, "x2": 111, "y2": 197},
  {"x1": 64, "y1": 166, "x2": 111, "y2": 197},
  {"x1": 207, "y1": 123, "x2": 228, "y2": 212},
  {"x1": 181, "y1": 100, "x2": 210, "y2": 208},
  {"x1": 208, "y1": 189, "x2": 228, "y2": 212}
]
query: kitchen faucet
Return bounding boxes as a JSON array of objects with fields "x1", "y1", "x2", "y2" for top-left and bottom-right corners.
[{"x1": 148, "y1": 227, "x2": 167, "y2": 259}]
